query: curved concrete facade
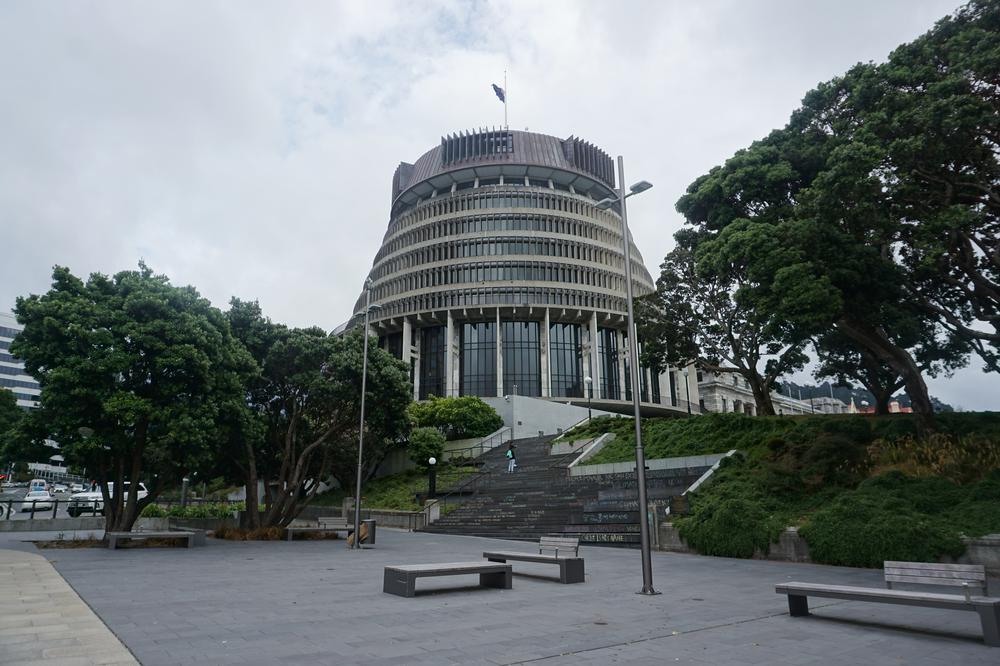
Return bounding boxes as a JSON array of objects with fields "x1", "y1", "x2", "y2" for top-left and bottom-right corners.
[{"x1": 350, "y1": 129, "x2": 697, "y2": 413}]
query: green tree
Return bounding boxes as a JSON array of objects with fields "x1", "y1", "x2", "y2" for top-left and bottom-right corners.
[
  {"x1": 408, "y1": 427, "x2": 445, "y2": 470},
  {"x1": 638, "y1": 229, "x2": 809, "y2": 415},
  {"x1": 407, "y1": 395, "x2": 504, "y2": 440},
  {"x1": 225, "y1": 300, "x2": 412, "y2": 529},
  {"x1": 11, "y1": 264, "x2": 253, "y2": 532},
  {"x1": 0, "y1": 389, "x2": 25, "y2": 482}
]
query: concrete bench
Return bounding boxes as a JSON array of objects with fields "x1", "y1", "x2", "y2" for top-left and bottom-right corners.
[
  {"x1": 106, "y1": 530, "x2": 195, "y2": 549},
  {"x1": 776, "y1": 562, "x2": 1000, "y2": 647},
  {"x1": 483, "y1": 536, "x2": 584, "y2": 584},
  {"x1": 383, "y1": 561, "x2": 512, "y2": 597}
]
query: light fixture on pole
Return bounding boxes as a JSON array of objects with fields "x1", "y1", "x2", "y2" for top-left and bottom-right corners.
[
  {"x1": 682, "y1": 369, "x2": 692, "y2": 415},
  {"x1": 427, "y1": 457, "x2": 437, "y2": 498},
  {"x1": 584, "y1": 376, "x2": 593, "y2": 421},
  {"x1": 352, "y1": 278, "x2": 382, "y2": 550},
  {"x1": 597, "y1": 160, "x2": 657, "y2": 595}
]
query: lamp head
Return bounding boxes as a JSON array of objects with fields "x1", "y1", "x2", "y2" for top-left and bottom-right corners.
[
  {"x1": 428, "y1": 457, "x2": 436, "y2": 466},
  {"x1": 629, "y1": 180, "x2": 653, "y2": 194},
  {"x1": 584, "y1": 376, "x2": 592, "y2": 384},
  {"x1": 596, "y1": 198, "x2": 615, "y2": 210}
]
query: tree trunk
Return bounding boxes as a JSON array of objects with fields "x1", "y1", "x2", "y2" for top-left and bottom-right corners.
[
  {"x1": 242, "y1": 440, "x2": 260, "y2": 530},
  {"x1": 746, "y1": 372, "x2": 776, "y2": 416},
  {"x1": 836, "y1": 317, "x2": 936, "y2": 434}
]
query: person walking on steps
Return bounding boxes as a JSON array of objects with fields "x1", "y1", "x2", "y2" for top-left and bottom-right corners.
[{"x1": 506, "y1": 444, "x2": 517, "y2": 473}]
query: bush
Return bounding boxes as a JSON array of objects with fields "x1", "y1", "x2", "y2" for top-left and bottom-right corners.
[
  {"x1": 141, "y1": 502, "x2": 242, "y2": 519},
  {"x1": 407, "y1": 396, "x2": 503, "y2": 440},
  {"x1": 408, "y1": 427, "x2": 445, "y2": 469}
]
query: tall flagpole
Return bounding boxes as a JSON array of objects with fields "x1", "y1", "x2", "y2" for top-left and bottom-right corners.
[{"x1": 504, "y1": 69, "x2": 508, "y2": 129}]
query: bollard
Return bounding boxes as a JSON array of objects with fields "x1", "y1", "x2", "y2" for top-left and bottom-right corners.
[
  {"x1": 52, "y1": 499, "x2": 58, "y2": 519},
  {"x1": 29, "y1": 501, "x2": 36, "y2": 520}
]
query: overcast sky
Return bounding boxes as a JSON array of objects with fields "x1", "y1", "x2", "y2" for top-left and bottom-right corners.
[{"x1": 1, "y1": 1, "x2": 994, "y2": 410}]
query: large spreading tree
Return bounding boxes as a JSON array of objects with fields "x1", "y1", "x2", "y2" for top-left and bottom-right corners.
[
  {"x1": 662, "y1": 1, "x2": 997, "y2": 431},
  {"x1": 11, "y1": 265, "x2": 253, "y2": 532},
  {"x1": 224, "y1": 299, "x2": 411, "y2": 529}
]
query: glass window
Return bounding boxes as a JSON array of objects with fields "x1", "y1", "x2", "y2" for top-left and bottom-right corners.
[
  {"x1": 598, "y1": 328, "x2": 620, "y2": 401},
  {"x1": 502, "y1": 321, "x2": 541, "y2": 397},
  {"x1": 460, "y1": 322, "x2": 497, "y2": 397},
  {"x1": 549, "y1": 323, "x2": 583, "y2": 398},
  {"x1": 419, "y1": 326, "x2": 447, "y2": 400}
]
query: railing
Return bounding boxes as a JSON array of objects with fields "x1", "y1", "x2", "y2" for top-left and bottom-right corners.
[
  {"x1": 0, "y1": 496, "x2": 79, "y2": 520},
  {"x1": 440, "y1": 426, "x2": 512, "y2": 463}
]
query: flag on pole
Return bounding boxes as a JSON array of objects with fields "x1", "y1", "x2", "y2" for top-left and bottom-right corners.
[{"x1": 491, "y1": 83, "x2": 506, "y2": 103}]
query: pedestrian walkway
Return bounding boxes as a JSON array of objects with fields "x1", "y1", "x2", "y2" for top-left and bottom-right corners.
[
  {"x1": 4, "y1": 528, "x2": 992, "y2": 665},
  {"x1": 0, "y1": 548, "x2": 137, "y2": 665}
]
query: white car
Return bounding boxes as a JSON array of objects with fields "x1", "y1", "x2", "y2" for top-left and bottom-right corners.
[
  {"x1": 67, "y1": 482, "x2": 149, "y2": 517},
  {"x1": 21, "y1": 490, "x2": 54, "y2": 512},
  {"x1": 69, "y1": 483, "x2": 84, "y2": 493},
  {"x1": 52, "y1": 484, "x2": 69, "y2": 494}
]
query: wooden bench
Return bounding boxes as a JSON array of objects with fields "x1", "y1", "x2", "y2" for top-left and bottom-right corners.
[
  {"x1": 383, "y1": 561, "x2": 512, "y2": 597},
  {"x1": 776, "y1": 561, "x2": 1000, "y2": 647},
  {"x1": 483, "y1": 536, "x2": 584, "y2": 584},
  {"x1": 106, "y1": 530, "x2": 195, "y2": 549}
]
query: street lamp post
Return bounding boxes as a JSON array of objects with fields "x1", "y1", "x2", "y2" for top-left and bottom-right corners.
[
  {"x1": 597, "y1": 158, "x2": 657, "y2": 595},
  {"x1": 584, "y1": 376, "x2": 593, "y2": 421},
  {"x1": 352, "y1": 278, "x2": 380, "y2": 550},
  {"x1": 427, "y1": 457, "x2": 437, "y2": 498},
  {"x1": 682, "y1": 369, "x2": 692, "y2": 415}
]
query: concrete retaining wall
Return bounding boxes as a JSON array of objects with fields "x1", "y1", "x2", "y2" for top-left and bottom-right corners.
[
  {"x1": 571, "y1": 452, "x2": 730, "y2": 478},
  {"x1": 484, "y1": 396, "x2": 614, "y2": 440},
  {"x1": 0, "y1": 517, "x2": 170, "y2": 532},
  {"x1": 658, "y1": 522, "x2": 1000, "y2": 575}
]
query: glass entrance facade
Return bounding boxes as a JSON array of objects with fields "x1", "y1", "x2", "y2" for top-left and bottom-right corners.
[
  {"x1": 419, "y1": 326, "x2": 446, "y2": 399},
  {"x1": 549, "y1": 323, "x2": 583, "y2": 398},
  {"x1": 502, "y1": 321, "x2": 541, "y2": 397},
  {"x1": 460, "y1": 322, "x2": 497, "y2": 397}
]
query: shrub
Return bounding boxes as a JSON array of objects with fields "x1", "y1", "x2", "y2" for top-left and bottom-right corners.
[
  {"x1": 799, "y1": 474, "x2": 966, "y2": 568},
  {"x1": 408, "y1": 396, "x2": 503, "y2": 440},
  {"x1": 408, "y1": 427, "x2": 445, "y2": 469}
]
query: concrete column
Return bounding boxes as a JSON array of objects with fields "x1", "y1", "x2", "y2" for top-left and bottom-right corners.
[
  {"x1": 446, "y1": 311, "x2": 455, "y2": 398},
  {"x1": 588, "y1": 312, "x2": 600, "y2": 400},
  {"x1": 617, "y1": 329, "x2": 628, "y2": 401},
  {"x1": 496, "y1": 309, "x2": 504, "y2": 397},
  {"x1": 541, "y1": 308, "x2": 551, "y2": 397},
  {"x1": 412, "y1": 326, "x2": 422, "y2": 401},
  {"x1": 401, "y1": 319, "x2": 412, "y2": 367}
]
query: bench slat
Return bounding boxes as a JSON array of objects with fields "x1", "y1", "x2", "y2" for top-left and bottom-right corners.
[
  {"x1": 884, "y1": 561, "x2": 986, "y2": 573},
  {"x1": 776, "y1": 582, "x2": 998, "y2": 610}
]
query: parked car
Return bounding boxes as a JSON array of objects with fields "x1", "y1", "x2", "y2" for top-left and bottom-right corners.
[
  {"x1": 52, "y1": 484, "x2": 69, "y2": 494},
  {"x1": 67, "y1": 482, "x2": 149, "y2": 517},
  {"x1": 69, "y1": 483, "x2": 84, "y2": 493},
  {"x1": 21, "y1": 490, "x2": 54, "y2": 512}
]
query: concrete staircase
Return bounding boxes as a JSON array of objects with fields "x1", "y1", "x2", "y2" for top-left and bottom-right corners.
[{"x1": 421, "y1": 435, "x2": 707, "y2": 545}]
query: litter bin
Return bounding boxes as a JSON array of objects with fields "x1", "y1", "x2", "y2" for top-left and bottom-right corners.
[{"x1": 362, "y1": 518, "x2": 376, "y2": 544}]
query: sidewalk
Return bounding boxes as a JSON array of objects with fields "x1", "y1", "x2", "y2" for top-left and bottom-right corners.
[{"x1": 0, "y1": 548, "x2": 137, "y2": 665}]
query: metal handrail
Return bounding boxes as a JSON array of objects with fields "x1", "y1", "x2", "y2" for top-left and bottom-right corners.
[{"x1": 440, "y1": 426, "x2": 512, "y2": 463}]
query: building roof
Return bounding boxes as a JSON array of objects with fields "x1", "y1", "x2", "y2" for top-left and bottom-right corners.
[{"x1": 390, "y1": 129, "x2": 619, "y2": 210}]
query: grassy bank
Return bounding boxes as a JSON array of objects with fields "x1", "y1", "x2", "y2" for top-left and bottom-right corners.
[
  {"x1": 311, "y1": 465, "x2": 478, "y2": 512},
  {"x1": 564, "y1": 412, "x2": 1000, "y2": 566}
]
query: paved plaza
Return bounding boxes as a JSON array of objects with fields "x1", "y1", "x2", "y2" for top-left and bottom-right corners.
[{"x1": 0, "y1": 528, "x2": 995, "y2": 665}]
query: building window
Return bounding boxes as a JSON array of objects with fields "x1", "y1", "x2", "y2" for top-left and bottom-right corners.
[
  {"x1": 623, "y1": 334, "x2": 632, "y2": 402},
  {"x1": 549, "y1": 322, "x2": 583, "y2": 398},
  {"x1": 460, "y1": 322, "x2": 497, "y2": 397},
  {"x1": 419, "y1": 326, "x2": 446, "y2": 400},
  {"x1": 502, "y1": 321, "x2": 541, "y2": 397},
  {"x1": 380, "y1": 332, "x2": 403, "y2": 360},
  {"x1": 598, "y1": 328, "x2": 620, "y2": 400},
  {"x1": 668, "y1": 371, "x2": 677, "y2": 406}
]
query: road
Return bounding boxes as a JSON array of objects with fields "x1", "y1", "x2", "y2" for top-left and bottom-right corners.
[{"x1": 0, "y1": 487, "x2": 79, "y2": 520}]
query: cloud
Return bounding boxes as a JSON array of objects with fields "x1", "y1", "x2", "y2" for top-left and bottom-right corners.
[{"x1": 2, "y1": 0, "x2": 994, "y2": 409}]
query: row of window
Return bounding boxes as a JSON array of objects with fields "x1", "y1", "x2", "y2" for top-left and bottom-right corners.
[
  {"x1": 376, "y1": 287, "x2": 627, "y2": 320},
  {"x1": 10, "y1": 391, "x2": 38, "y2": 403},
  {"x1": 372, "y1": 261, "x2": 626, "y2": 303},
  {"x1": 375, "y1": 233, "x2": 624, "y2": 283},
  {"x1": 0, "y1": 326, "x2": 20, "y2": 339},
  {"x1": 0, "y1": 376, "x2": 40, "y2": 391},
  {"x1": 386, "y1": 186, "x2": 618, "y2": 241},
  {"x1": 0, "y1": 364, "x2": 33, "y2": 378},
  {"x1": 376, "y1": 211, "x2": 624, "y2": 265}
]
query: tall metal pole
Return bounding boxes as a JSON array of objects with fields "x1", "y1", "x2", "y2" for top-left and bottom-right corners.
[
  {"x1": 617, "y1": 155, "x2": 657, "y2": 595},
  {"x1": 352, "y1": 279, "x2": 373, "y2": 550}
]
